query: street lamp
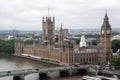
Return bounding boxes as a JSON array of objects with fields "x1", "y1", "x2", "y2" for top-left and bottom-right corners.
[{"x1": 96, "y1": 65, "x2": 100, "y2": 76}]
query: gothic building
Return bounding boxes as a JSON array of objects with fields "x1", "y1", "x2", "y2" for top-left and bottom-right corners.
[
  {"x1": 58, "y1": 24, "x2": 64, "y2": 47},
  {"x1": 15, "y1": 12, "x2": 114, "y2": 66},
  {"x1": 99, "y1": 12, "x2": 112, "y2": 64},
  {"x1": 42, "y1": 16, "x2": 55, "y2": 47}
]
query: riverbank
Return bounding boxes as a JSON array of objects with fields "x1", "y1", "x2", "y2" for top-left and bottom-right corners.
[
  {"x1": 0, "y1": 53, "x2": 12, "y2": 56},
  {"x1": 14, "y1": 55, "x2": 62, "y2": 67}
]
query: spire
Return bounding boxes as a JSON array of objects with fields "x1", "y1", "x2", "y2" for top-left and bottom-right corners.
[
  {"x1": 102, "y1": 11, "x2": 111, "y2": 27},
  {"x1": 59, "y1": 23, "x2": 63, "y2": 35},
  {"x1": 42, "y1": 17, "x2": 44, "y2": 22},
  {"x1": 104, "y1": 11, "x2": 108, "y2": 21},
  {"x1": 58, "y1": 23, "x2": 64, "y2": 46},
  {"x1": 53, "y1": 16, "x2": 55, "y2": 22},
  {"x1": 60, "y1": 23, "x2": 63, "y2": 31}
]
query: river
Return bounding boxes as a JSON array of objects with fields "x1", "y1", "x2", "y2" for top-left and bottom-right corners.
[{"x1": 0, "y1": 55, "x2": 82, "y2": 80}]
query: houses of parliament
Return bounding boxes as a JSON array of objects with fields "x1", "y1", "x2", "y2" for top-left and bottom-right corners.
[{"x1": 15, "y1": 12, "x2": 114, "y2": 66}]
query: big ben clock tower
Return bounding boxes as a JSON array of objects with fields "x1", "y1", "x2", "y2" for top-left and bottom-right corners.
[{"x1": 99, "y1": 12, "x2": 112, "y2": 64}]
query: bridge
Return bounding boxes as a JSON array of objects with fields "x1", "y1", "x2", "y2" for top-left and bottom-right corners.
[{"x1": 0, "y1": 66, "x2": 90, "y2": 80}]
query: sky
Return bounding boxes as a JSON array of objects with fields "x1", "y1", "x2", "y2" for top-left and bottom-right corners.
[{"x1": 0, "y1": 0, "x2": 120, "y2": 30}]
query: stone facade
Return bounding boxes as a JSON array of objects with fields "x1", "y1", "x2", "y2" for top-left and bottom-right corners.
[
  {"x1": 42, "y1": 16, "x2": 55, "y2": 46},
  {"x1": 15, "y1": 13, "x2": 113, "y2": 66},
  {"x1": 99, "y1": 12, "x2": 112, "y2": 64}
]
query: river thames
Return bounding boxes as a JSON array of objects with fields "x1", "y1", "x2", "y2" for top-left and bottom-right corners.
[{"x1": 0, "y1": 55, "x2": 82, "y2": 80}]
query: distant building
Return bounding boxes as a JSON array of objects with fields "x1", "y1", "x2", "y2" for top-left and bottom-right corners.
[
  {"x1": 63, "y1": 29, "x2": 69, "y2": 38},
  {"x1": 7, "y1": 35, "x2": 14, "y2": 40},
  {"x1": 112, "y1": 34, "x2": 120, "y2": 40}
]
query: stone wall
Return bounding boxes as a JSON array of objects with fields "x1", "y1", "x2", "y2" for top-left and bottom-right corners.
[
  {"x1": 24, "y1": 47, "x2": 34, "y2": 55},
  {"x1": 23, "y1": 47, "x2": 60, "y2": 63},
  {"x1": 74, "y1": 53, "x2": 98, "y2": 64}
]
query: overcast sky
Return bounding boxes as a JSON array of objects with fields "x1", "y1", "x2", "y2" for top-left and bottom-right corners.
[{"x1": 0, "y1": 0, "x2": 120, "y2": 30}]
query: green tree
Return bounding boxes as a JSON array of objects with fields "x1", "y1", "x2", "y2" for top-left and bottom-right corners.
[
  {"x1": 92, "y1": 40, "x2": 98, "y2": 45},
  {"x1": 24, "y1": 40, "x2": 33, "y2": 45},
  {"x1": 112, "y1": 40, "x2": 120, "y2": 53},
  {"x1": 110, "y1": 58, "x2": 120, "y2": 69},
  {"x1": 76, "y1": 39, "x2": 80, "y2": 45},
  {"x1": 0, "y1": 40, "x2": 14, "y2": 54}
]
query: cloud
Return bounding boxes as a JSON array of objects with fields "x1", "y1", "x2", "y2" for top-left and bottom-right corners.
[{"x1": 0, "y1": 0, "x2": 120, "y2": 30}]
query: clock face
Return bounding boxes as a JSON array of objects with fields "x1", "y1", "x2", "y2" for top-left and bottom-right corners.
[
  {"x1": 101, "y1": 30, "x2": 104, "y2": 34},
  {"x1": 107, "y1": 30, "x2": 110, "y2": 34}
]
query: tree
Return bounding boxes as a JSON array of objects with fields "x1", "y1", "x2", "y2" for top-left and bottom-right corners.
[
  {"x1": 0, "y1": 40, "x2": 14, "y2": 54},
  {"x1": 76, "y1": 39, "x2": 80, "y2": 45},
  {"x1": 92, "y1": 40, "x2": 98, "y2": 45},
  {"x1": 24, "y1": 40, "x2": 33, "y2": 45},
  {"x1": 110, "y1": 58, "x2": 120, "y2": 69},
  {"x1": 112, "y1": 40, "x2": 120, "y2": 53}
]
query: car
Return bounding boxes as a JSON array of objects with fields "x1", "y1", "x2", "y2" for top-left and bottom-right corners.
[
  {"x1": 36, "y1": 68, "x2": 39, "y2": 70},
  {"x1": 82, "y1": 76, "x2": 101, "y2": 80},
  {"x1": 73, "y1": 64, "x2": 79, "y2": 67},
  {"x1": 7, "y1": 71, "x2": 11, "y2": 73}
]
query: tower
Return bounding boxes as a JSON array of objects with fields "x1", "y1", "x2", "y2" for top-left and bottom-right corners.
[
  {"x1": 80, "y1": 36, "x2": 87, "y2": 47},
  {"x1": 99, "y1": 12, "x2": 112, "y2": 64},
  {"x1": 42, "y1": 16, "x2": 55, "y2": 46},
  {"x1": 14, "y1": 40, "x2": 24, "y2": 56},
  {"x1": 60, "y1": 41, "x2": 74, "y2": 66},
  {"x1": 58, "y1": 24, "x2": 64, "y2": 46}
]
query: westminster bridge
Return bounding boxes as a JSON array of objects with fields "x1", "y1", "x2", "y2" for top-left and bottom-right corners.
[{"x1": 0, "y1": 66, "x2": 93, "y2": 80}]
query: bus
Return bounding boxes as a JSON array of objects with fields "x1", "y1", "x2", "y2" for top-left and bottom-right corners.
[
  {"x1": 96, "y1": 76, "x2": 119, "y2": 80},
  {"x1": 82, "y1": 76, "x2": 119, "y2": 80},
  {"x1": 82, "y1": 76, "x2": 101, "y2": 80}
]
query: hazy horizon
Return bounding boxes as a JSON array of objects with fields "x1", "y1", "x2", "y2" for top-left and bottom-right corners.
[{"x1": 0, "y1": 27, "x2": 120, "y2": 31}]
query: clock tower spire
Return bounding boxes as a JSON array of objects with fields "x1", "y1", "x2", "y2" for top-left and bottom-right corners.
[{"x1": 99, "y1": 12, "x2": 112, "y2": 64}]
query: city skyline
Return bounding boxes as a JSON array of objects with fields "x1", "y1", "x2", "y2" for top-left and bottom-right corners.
[{"x1": 0, "y1": 0, "x2": 120, "y2": 30}]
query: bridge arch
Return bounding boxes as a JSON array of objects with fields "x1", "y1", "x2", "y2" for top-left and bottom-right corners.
[
  {"x1": 76, "y1": 68, "x2": 88, "y2": 75},
  {"x1": 13, "y1": 76, "x2": 22, "y2": 80},
  {"x1": 60, "y1": 69, "x2": 70, "y2": 77},
  {"x1": 39, "y1": 72, "x2": 49, "y2": 80},
  {"x1": 13, "y1": 74, "x2": 24, "y2": 80}
]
